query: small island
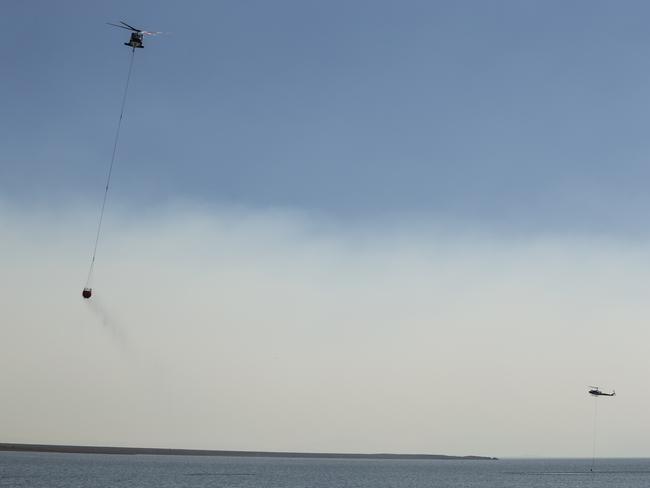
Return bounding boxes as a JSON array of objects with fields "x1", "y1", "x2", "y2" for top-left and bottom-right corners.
[{"x1": 0, "y1": 443, "x2": 497, "y2": 461}]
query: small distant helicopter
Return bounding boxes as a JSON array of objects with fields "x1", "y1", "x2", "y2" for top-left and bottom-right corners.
[
  {"x1": 589, "y1": 386, "x2": 616, "y2": 397},
  {"x1": 107, "y1": 21, "x2": 161, "y2": 49}
]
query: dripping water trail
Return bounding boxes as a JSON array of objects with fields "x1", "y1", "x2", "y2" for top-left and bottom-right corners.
[{"x1": 85, "y1": 296, "x2": 130, "y2": 354}]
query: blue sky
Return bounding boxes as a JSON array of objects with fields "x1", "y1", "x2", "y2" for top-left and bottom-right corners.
[{"x1": 5, "y1": 0, "x2": 650, "y2": 233}]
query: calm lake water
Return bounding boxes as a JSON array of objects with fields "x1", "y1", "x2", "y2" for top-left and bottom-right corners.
[{"x1": 2, "y1": 452, "x2": 650, "y2": 487}]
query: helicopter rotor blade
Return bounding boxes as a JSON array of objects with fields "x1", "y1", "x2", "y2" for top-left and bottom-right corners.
[
  {"x1": 119, "y1": 20, "x2": 141, "y2": 32},
  {"x1": 107, "y1": 22, "x2": 136, "y2": 31}
]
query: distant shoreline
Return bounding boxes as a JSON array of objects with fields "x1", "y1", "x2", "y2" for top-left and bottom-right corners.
[{"x1": 0, "y1": 443, "x2": 497, "y2": 461}]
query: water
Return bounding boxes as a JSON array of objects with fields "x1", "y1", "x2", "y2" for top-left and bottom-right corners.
[{"x1": 2, "y1": 452, "x2": 650, "y2": 487}]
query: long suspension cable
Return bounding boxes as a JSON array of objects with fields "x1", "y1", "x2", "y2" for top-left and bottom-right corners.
[
  {"x1": 86, "y1": 49, "x2": 136, "y2": 287},
  {"x1": 591, "y1": 397, "x2": 598, "y2": 472}
]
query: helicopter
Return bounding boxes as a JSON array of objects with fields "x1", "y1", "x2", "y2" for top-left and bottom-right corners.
[
  {"x1": 107, "y1": 21, "x2": 160, "y2": 49},
  {"x1": 588, "y1": 386, "x2": 615, "y2": 397}
]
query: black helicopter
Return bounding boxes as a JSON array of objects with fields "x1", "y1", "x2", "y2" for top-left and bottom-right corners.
[
  {"x1": 107, "y1": 21, "x2": 160, "y2": 49},
  {"x1": 589, "y1": 386, "x2": 616, "y2": 397}
]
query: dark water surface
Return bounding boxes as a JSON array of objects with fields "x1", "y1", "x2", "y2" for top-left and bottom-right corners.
[{"x1": 2, "y1": 452, "x2": 650, "y2": 487}]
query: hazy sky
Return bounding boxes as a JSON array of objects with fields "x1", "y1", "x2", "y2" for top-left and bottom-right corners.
[{"x1": 2, "y1": 1, "x2": 650, "y2": 457}]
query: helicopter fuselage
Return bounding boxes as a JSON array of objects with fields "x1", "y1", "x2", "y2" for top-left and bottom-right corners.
[
  {"x1": 125, "y1": 32, "x2": 144, "y2": 49},
  {"x1": 589, "y1": 389, "x2": 615, "y2": 397}
]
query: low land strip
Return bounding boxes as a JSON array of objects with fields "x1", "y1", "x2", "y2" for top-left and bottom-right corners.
[{"x1": 0, "y1": 443, "x2": 497, "y2": 460}]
